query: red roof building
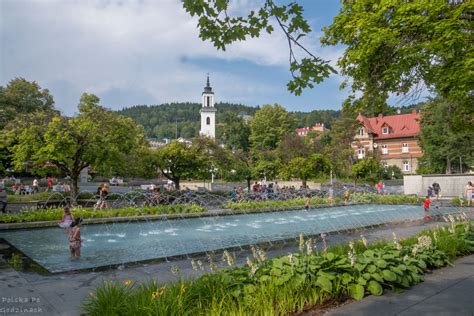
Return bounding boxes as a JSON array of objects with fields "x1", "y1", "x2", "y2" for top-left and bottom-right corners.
[
  {"x1": 296, "y1": 123, "x2": 328, "y2": 136},
  {"x1": 352, "y1": 111, "x2": 422, "y2": 174}
]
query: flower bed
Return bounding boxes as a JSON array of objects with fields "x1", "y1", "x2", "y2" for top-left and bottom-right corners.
[
  {"x1": 82, "y1": 216, "x2": 473, "y2": 315},
  {"x1": 0, "y1": 204, "x2": 206, "y2": 223}
]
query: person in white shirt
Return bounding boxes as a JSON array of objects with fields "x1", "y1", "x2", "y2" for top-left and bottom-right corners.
[{"x1": 32, "y1": 178, "x2": 39, "y2": 193}]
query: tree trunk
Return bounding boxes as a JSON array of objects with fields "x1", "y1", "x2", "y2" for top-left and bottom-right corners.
[
  {"x1": 174, "y1": 178, "x2": 180, "y2": 190},
  {"x1": 70, "y1": 174, "x2": 79, "y2": 205},
  {"x1": 302, "y1": 178, "x2": 307, "y2": 188},
  {"x1": 246, "y1": 177, "x2": 251, "y2": 191},
  {"x1": 446, "y1": 157, "x2": 452, "y2": 174}
]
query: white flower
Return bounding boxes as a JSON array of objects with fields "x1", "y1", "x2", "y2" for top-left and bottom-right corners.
[
  {"x1": 197, "y1": 260, "x2": 204, "y2": 271},
  {"x1": 191, "y1": 259, "x2": 198, "y2": 271},
  {"x1": 288, "y1": 253, "x2": 294, "y2": 265},
  {"x1": 299, "y1": 233, "x2": 305, "y2": 252},
  {"x1": 306, "y1": 238, "x2": 313, "y2": 256},
  {"x1": 360, "y1": 235, "x2": 368, "y2": 247}
]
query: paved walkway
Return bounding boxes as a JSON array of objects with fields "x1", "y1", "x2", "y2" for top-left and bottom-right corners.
[
  {"x1": 0, "y1": 220, "x2": 472, "y2": 315},
  {"x1": 327, "y1": 254, "x2": 474, "y2": 316}
]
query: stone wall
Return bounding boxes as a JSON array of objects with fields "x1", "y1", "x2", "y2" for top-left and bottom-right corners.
[{"x1": 404, "y1": 174, "x2": 474, "y2": 197}]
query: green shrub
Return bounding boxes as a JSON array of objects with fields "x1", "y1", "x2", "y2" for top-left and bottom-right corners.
[
  {"x1": 0, "y1": 204, "x2": 206, "y2": 223},
  {"x1": 83, "y1": 221, "x2": 473, "y2": 315}
]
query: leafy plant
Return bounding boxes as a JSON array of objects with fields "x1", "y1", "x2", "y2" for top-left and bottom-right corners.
[{"x1": 83, "y1": 221, "x2": 473, "y2": 315}]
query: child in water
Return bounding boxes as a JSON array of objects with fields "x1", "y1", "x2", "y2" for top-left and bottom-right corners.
[
  {"x1": 69, "y1": 217, "x2": 83, "y2": 259},
  {"x1": 423, "y1": 196, "x2": 432, "y2": 221},
  {"x1": 305, "y1": 195, "x2": 311, "y2": 209},
  {"x1": 59, "y1": 206, "x2": 73, "y2": 229}
]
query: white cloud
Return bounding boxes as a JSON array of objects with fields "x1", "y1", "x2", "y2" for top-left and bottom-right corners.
[{"x1": 0, "y1": 0, "x2": 344, "y2": 114}]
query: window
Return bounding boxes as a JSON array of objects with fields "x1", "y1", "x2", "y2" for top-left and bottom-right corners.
[
  {"x1": 206, "y1": 96, "x2": 211, "y2": 107},
  {"x1": 402, "y1": 161, "x2": 410, "y2": 172},
  {"x1": 381, "y1": 144, "x2": 388, "y2": 154},
  {"x1": 206, "y1": 117, "x2": 210, "y2": 125},
  {"x1": 402, "y1": 143, "x2": 409, "y2": 153},
  {"x1": 358, "y1": 128, "x2": 364, "y2": 136},
  {"x1": 357, "y1": 146, "x2": 365, "y2": 159},
  {"x1": 382, "y1": 127, "x2": 389, "y2": 134}
]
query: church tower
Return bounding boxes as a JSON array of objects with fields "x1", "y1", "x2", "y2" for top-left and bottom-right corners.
[{"x1": 200, "y1": 75, "x2": 216, "y2": 139}]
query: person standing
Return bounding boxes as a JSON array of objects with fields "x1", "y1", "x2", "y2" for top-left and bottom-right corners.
[
  {"x1": 328, "y1": 187, "x2": 334, "y2": 206},
  {"x1": 423, "y1": 196, "x2": 432, "y2": 221},
  {"x1": 69, "y1": 218, "x2": 83, "y2": 259},
  {"x1": 99, "y1": 184, "x2": 109, "y2": 209},
  {"x1": 305, "y1": 194, "x2": 311, "y2": 209},
  {"x1": 32, "y1": 178, "x2": 39, "y2": 193},
  {"x1": 47, "y1": 177, "x2": 53, "y2": 192},
  {"x1": 0, "y1": 186, "x2": 7, "y2": 213},
  {"x1": 465, "y1": 181, "x2": 473, "y2": 207},
  {"x1": 376, "y1": 181, "x2": 383, "y2": 194},
  {"x1": 343, "y1": 190, "x2": 350, "y2": 205},
  {"x1": 432, "y1": 182, "x2": 441, "y2": 200}
]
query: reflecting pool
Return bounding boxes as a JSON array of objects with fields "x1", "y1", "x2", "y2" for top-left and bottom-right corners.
[{"x1": 0, "y1": 204, "x2": 462, "y2": 273}]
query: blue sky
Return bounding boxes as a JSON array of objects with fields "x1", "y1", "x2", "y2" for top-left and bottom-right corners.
[{"x1": 1, "y1": 1, "x2": 361, "y2": 115}]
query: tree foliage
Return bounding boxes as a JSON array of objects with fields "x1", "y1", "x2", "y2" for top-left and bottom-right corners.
[
  {"x1": 218, "y1": 112, "x2": 251, "y2": 151},
  {"x1": 117, "y1": 102, "x2": 257, "y2": 140},
  {"x1": 183, "y1": 0, "x2": 335, "y2": 95},
  {"x1": 352, "y1": 157, "x2": 381, "y2": 183},
  {"x1": 419, "y1": 97, "x2": 474, "y2": 174},
  {"x1": 250, "y1": 104, "x2": 295, "y2": 150},
  {"x1": 322, "y1": 0, "x2": 474, "y2": 115},
  {"x1": 7, "y1": 94, "x2": 146, "y2": 198},
  {"x1": 0, "y1": 77, "x2": 55, "y2": 128},
  {"x1": 281, "y1": 154, "x2": 331, "y2": 187}
]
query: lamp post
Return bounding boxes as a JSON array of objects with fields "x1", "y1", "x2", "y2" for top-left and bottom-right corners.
[{"x1": 210, "y1": 166, "x2": 217, "y2": 183}]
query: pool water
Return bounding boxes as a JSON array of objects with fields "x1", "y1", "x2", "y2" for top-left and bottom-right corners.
[{"x1": 0, "y1": 204, "x2": 461, "y2": 273}]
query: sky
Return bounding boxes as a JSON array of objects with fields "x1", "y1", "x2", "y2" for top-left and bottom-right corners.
[{"x1": 0, "y1": 0, "x2": 412, "y2": 115}]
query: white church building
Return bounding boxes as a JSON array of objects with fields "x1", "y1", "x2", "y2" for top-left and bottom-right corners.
[{"x1": 200, "y1": 75, "x2": 216, "y2": 139}]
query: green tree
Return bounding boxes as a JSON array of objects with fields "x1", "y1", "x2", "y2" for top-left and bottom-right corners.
[
  {"x1": 183, "y1": 1, "x2": 335, "y2": 95},
  {"x1": 8, "y1": 94, "x2": 146, "y2": 199},
  {"x1": 352, "y1": 157, "x2": 381, "y2": 184},
  {"x1": 281, "y1": 154, "x2": 331, "y2": 188},
  {"x1": 277, "y1": 133, "x2": 313, "y2": 164},
  {"x1": 322, "y1": 0, "x2": 473, "y2": 116},
  {"x1": 0, "y1": 77, "x2": 55, "y2": 128},
  {"x1": 153, "y1": 139, "x2": 214, "y2": 189},
  {"x1": 219, "y1": 112, "x2": 250, "y2": 151},
  {"x1": 320, "y1": 112, "x2": 360, "y2": 178},
  {"x1": 379, "y1": 165, "x2": 403, "y2": 180},
  {"x1": 419, "y1": 98, "x2": 474, "y2": 174},
  {"x1": 250, "y1": 104, "x2": 295, "y2": 150}
]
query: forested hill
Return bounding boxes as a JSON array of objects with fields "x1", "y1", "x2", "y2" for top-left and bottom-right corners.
[
  {"x1": 117, "y1": 102, "x2": 259, "y2": 139},
  {"x1": 117, "y1": 102, "x2": 421, "y2": 140}
]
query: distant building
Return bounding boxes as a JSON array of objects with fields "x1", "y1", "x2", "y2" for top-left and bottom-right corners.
[
  {"x1": 352, "y1": 111, "x2": 422, "y2": 174},
  {"x1": 296, "y1": 123, "x2": 328, "y2": 136},
  {"x1": 149, "y1": 139, "x2": 168, "y2": 149},
  {"x1": 238, "y1": 112, "x2": 253, "y2": 123},
  {"x1": 200, "y1": 75, "x2": 216, "y2": 139}
]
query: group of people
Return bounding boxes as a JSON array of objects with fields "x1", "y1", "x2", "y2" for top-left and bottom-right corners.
[{"x1": 58, "y1": 207, "x2": 83, "y2": 259}]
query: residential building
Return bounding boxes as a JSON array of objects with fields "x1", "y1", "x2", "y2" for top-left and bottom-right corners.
[
  {"x1": 296, "y1": 123, "x2": 328, "y2": 136},
  {"x1": 352, "y1": 111, "x2": 422, "y2": 174}
]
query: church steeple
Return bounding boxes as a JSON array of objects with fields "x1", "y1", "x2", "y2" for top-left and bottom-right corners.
[
  {"x1": 200, "y1": 74, "x2": 216, "y2": 139},
  {"x1": 203, "y1": 74, "x2": 213, "y2": 94}
]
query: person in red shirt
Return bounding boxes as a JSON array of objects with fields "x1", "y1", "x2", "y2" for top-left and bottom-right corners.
[
  {"x1": 47, "y1": 177, "x2": 53, "y2": 192},
  {"x1": 423, "y1": 196, "x2": 432, "y2": 221}
]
